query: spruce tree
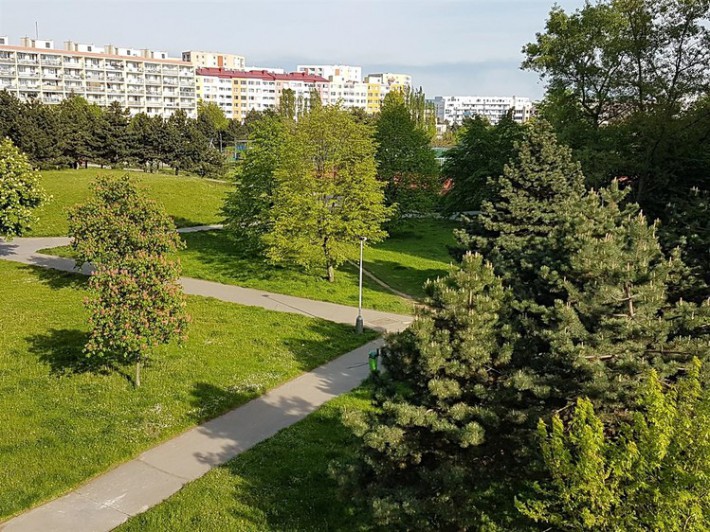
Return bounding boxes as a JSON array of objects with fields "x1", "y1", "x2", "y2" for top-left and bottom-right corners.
[
  {"x1": 459, "y1": 119, "x2": 587, "y2": 307},
  {"x1": 338, "y1": 253, "x2": 513, "y2": 528}
]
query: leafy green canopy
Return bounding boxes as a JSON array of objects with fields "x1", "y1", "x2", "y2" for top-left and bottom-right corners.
[
  {"x1": 0, "y1": 138, "x2": 47, "y2": 237},
  {"x1": 443, "y1": 113, "x2": 525, "y2": 213},
  {"x1": 519, "y1": 360, "x2": 710, "y2": 531},
  {"x1": 265, "y1": 105, "x2": 392, "y2": 282},
  {"x1": 222, "y1": 112, "x2": 288, "y2": 250},
  {"x1": 375, "y1": 91, "x2": 440, "y2": 216},
  {"x1": 68, "y1": 174, "x2": 183, "y2": 266},
  {"x1": 69, "y1": 175, "x2": 188, "y2": 386}
]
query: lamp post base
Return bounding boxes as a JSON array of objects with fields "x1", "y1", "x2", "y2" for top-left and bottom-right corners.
[{"x1": 355, "y1": 315, "x2": 364, "y2": 334}]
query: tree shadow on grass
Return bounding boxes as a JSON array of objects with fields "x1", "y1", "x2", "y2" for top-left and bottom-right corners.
[
  {"x1": 181, "y1": 230, "x2": 414, "y2": 304},
  {"x1": 26, "y1": 328, "x2": 128, "y2": 380},
  {"x1": 171, "y1": 215, "x2": 214, "y2": 229},
  {"x1": 216, "y1": 387, "x2": 374, "y2": 530},
  {"x1": 19, "y1": 263, "x2": 87, "y2": 290}
]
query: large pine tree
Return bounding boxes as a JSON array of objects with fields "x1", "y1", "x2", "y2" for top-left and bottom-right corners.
[{"x1": 339, "y1": 253, "x2": 514, "y2": 528}]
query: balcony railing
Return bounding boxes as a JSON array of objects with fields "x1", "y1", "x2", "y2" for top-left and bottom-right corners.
[
  {"x1": 41, "y1": 57, "x2": 62, "y2": 66},
  {"x1": 17, "y1": 71, "x2": 40, "y2": 78},
  {"x1": 17, "y1": 57, "x2": 39, "y2": 64}
]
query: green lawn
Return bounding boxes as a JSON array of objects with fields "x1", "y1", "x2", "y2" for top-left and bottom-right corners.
[
  {"x1": 0, "y1": 260, "x2": 375, "y2": 520},
  {"x1": 29, "y1": 168, "x2": 230, "y2": 236},
  {"x1": 119, "y1": 388, "x2": 374, "y2": 531},
  {"x1": 365, "y1": 219, "x2": 458, "y2": 299},
  {"x1": 39, "y1": 219, "x2": 458, "y2": 314}
]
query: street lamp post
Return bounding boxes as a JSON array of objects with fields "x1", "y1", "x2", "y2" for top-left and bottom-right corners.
[{"x1": 356, "y1": 236, "x2": 367, "y2": 334}]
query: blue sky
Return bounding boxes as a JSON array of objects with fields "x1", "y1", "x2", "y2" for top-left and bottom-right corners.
[{"x1": 0, "y1": 0, "x2": 586, "y2": 99}]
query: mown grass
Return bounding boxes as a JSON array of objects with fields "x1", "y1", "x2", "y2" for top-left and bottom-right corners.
[
  {"x1": 29, "y1": 168, "x2": 229, "y2": 236},
  {"x1": 119, "y1": 387, "x2": 375, "y2": 532},
  {"x1": 39, "y1": 219, "x2": 458, "y2": 314},
  {"x1": 365, "y1": 219, "x2": 459, "y2": 299},
  {"x1": 0, "y1": 260, "x2": 375, "y2": 520}
]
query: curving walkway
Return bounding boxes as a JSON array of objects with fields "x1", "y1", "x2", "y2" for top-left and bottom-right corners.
[{"x1": 0, "y1": 229, "x2": 411, "y2": 531}]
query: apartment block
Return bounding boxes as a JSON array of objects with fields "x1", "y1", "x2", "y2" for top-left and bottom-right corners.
[
  {"x1": 433, "y1": 95, "x2": 533, "y2": 125},
  {"x1": 196, "y1": 68, "x2": 329, "y2": 121},
  {"x1": 364, "y1": 72, "x2": 412, "y2": 113},
  {"x1": 0, "y1": 37, "x2": 197, "y2": 117},
  {"x1": 296, "y1": 64, "x2": 362, "y2": 83},
  {"x1": 182, "y1": 50, "x2": 246, "y2": 70}
]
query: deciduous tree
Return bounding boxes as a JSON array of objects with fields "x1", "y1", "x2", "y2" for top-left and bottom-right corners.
[
  {"x1": 265, "y1": 105, "x2": 391, "y2": 282},
  {"x1": 0, "y1": 138, "x2": 47, "y2": 237}
]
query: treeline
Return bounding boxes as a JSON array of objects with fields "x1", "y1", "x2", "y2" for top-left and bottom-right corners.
[
  {"x1": 336, "y1": 0, "x2": 710, "y2": 528},
  {"x1": 0, "y1": 91, "x2": 258, "y2": 177}
]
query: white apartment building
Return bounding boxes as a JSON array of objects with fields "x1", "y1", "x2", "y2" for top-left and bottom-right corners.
[
  {"x1": 297, "y1": 64, "x2": 362, "y2": 83},
  {"x1": 325, "y1": 80, "x2": 368, "y2": 110},
  {"x1": 433, "y1": 96, "x2": 533, "y2": 125},
  {"x1": 182, "y1": 50, "x2": 246, "y2": 70},
  {"x1": 0, "y1": 37, "x2": 197, "y2": 117},
  {"x1": 196, "y1": 68, "x2": 329, "y2": 121}
]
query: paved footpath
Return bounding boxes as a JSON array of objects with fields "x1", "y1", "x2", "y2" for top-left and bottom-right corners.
[{"x1": 0, "y1": 229, "x2": 412, "y2": 531}]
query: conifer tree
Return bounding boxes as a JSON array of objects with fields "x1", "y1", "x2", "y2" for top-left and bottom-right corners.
[
  {"x1": 338, "y1": 253, "x2": 512, "y2": 528},
  {"x1": 518, "y1": 360, "x2": 710, "y2": 531},
  {"x1": 459, "y1": 119, "x2": 587, "y2": 305}
]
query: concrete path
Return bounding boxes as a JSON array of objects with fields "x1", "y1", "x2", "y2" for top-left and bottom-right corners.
[
  {"x1": 0, "y1": 338, "x2": 383, "y2": 532},
  {"x1": 0, "y1": 233, "x2": 412, "y2": 333},
  {"x1": 0, "y1": 229, "x2": 412, "y2": 531}
]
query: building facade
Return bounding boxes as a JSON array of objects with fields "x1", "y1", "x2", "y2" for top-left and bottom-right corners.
[
  {"x1": 296, "y1": 64, "x2": 362, "y2": 83},
  {"x1": 182, "y1": 50, "x2": 246, "y2": 70},
  {"x1": 0, "y1": 37, "x2": 197, "y2": 117},
  {"x1": 195, "y1": 68, "x2": 329, "y2": 121},
  {"x1": 433, "y1": 95, "x2": 533, "y2": 125},
  {"x1": 364, "y1": 72, "x2": 412, "y2": 113}
]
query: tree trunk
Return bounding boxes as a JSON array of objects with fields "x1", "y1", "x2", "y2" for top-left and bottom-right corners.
[{"x1": 135, "y1": 360, "x2": 141, "y2": 388}]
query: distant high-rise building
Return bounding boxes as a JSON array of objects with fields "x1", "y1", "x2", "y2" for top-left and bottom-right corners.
[
  {"x1": 296, "y1": 64, "x2": 362, "y2": 83},
  {"x1": 0, "y1": 37, "x2": 197, "y2": 117},
  {"x1": 364, "y1": 72, "x2": 412, "y2": 114},
  {"x1": 182, "y1": 50, "x2": 246, "y2": 70},
  {"x1": 433, "y1": 95, "x2": 533, "y2": 125}
]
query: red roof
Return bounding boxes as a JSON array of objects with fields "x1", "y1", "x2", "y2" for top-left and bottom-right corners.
[{"x1": 196, "y1": 67, "x2": 328, "y2": 83}]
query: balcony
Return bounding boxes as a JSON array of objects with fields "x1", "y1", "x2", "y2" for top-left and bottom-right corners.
[
  {"x1": 145, "y1": 77, "x2": 161, "y2": 85},
  {"x1": 163, "y1": 77, "x2": 178, "y2": 86},
  {"x1": 42, "y1": 95, "x2": 64, "y2": 104},
  {"x1": 41, "y1": 57, "x2": 62, "y2": 66},
  {"x1": 64, "y1": 60, "x2": 82, "y2": 67},
  {"x1": 17, "y1": 57, "x2": 39, "y2": 65},
  {"x1": 42, "y1": 71, "x2": 62, "y2": 80},
  {"x1": 17, "y1": 70, "x2": 40, "y2": 78},
  {"x1": 106, "y1": 75, "x2": 124, "y2": 82},
  {"x1": 127, "y1": 100, "x2": 144, "y2": 106},
  {"x1": 0, "y1": 68, "x2": 16, "y2": 77},
  {"x1": 105, "y1": 62, "x2": 124, "y2": 71},
  {"x1": 162, "y1": 67, "x2": 178, "y2": 75},
  {"x1": 0, "y1": 53, "x2": 15, "y2": 62}
]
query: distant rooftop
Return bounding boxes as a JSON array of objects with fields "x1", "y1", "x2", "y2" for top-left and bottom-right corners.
[{"x1": 197, "y1": 67, "x2": 328, "y2": 83}]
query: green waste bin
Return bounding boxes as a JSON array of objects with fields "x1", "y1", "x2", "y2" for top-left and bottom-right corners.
[{"x1": 368, "y1": 349, "x2": 380, "y2": 374}]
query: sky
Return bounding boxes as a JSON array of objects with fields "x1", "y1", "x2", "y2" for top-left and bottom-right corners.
[{"x1": 0, "y1": 0, "x2": 586, "y2": 99}]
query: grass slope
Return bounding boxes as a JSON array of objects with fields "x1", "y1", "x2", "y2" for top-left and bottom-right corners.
[
  {"x1": 364, "y1": 219, "x2": 458, "y2": 299},
  {"x1": 0, "y1": 260, "x2": 374, "y2": 520},
  {"x1": 119, "y1": 388, "x2": 374, "y2": 531},
  {"x1": 29, "y1": 169, "x2": 229, "y2": 236}
]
